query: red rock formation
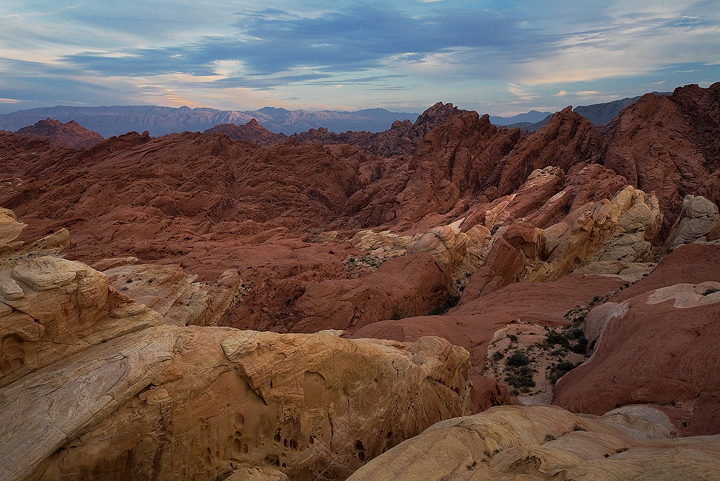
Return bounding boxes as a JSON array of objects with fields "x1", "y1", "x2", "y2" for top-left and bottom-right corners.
[
  {"x1": 487, "y1": 107, "x2": 604, "y2": 196},
  {"x1": 603, "y1": 87, "x2": 720, "y2": 228},
  {"x1": 204, "y1": 119, "x2": 288, "y2": 147},
  {"x1": 349, "y1": 273, "x2": 627, "y2": 410},
  {"x1": 16, "y1": 118, "x2": 104, "y2": 149},
  {"x1": 292, "y1": 253, "x2": 449, "y2": 332},
  {"x1": 553, "y1": 244, "x2": 720, "y2": 435}
]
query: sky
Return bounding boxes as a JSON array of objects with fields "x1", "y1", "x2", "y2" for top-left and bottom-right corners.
[{"x1": 1, "y1": 0, "x2": 719, "y2": 116}]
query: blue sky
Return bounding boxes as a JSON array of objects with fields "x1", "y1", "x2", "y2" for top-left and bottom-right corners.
[{"x1": 1, "y1": 0, "x2": 719, "y2": 115}]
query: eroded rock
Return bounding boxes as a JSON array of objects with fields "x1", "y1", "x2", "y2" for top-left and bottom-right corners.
[{"x1": 346, "y1": 405, "x2": 720, "y2": 481}]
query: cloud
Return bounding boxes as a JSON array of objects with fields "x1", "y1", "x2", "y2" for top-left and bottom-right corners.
[
  {"x1": 516, "y1": 0, "x2": 720, "y2": 85},
  {"x1": 508, "y1": 83, "x2": 537, "y2": 101},
  {"x1": 556, "y1": 90, "x2": 568, "y2": 96},
  {"x1": 59, "y1": 5, "x2": 550, "y2": 83}
]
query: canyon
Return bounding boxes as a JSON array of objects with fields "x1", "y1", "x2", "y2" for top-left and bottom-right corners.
[{"x1": 1, "y1": 82, "x2": 719, "y2": 480}]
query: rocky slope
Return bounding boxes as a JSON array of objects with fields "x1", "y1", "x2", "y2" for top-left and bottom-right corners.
[
  {"x1": 347, "y1": 405, "x2": 720, "y2": 481},
  {"x1": 0, "y1": 210, "x2": 471, "y2": 481},
  {"x1": 15, "y1": 118, "x2": 104, "y2": 149}
]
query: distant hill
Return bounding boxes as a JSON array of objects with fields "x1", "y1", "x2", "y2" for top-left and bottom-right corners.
[
  {"x1": 15, "y1": 118, "x2": 104, "y2": 149},
  {"x1": 0, "y1": 105, "x2": 420, "y2": 137},
  {"x1": 495, "y1": 94, "x2": 672, "y2": 132},
  {"x1": 489, "y1": 110, "x2": 552, "y2": 126},
  {"x1": 574, "y1": 95, "x2": 647, "y2": 126}
]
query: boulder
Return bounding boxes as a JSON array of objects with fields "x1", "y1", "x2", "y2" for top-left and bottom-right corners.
[{"x1": 663, "y1": 195, "x2": 720, "y2": 251}]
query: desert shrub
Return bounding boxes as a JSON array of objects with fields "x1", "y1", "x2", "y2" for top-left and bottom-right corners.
[
  {"x1": 505, "y1": 366, "x2": 535, "y2": 388},
  {"x1": 546, "y1": 330, "x2": 569, "y2": 347},
  {"x1": 567, "y1": 328, "x2": 584, "y2": 340},
  {"x1": 492, "y1": 351, "x2": 504, "y2": 361},
  {"x1": 571, "y1": 336, "x2": 588, "y2": 354},
  {"x1": 549, "y1": 360, "x2": 576, "y2": 384},
  {"x1": 506, "y1": 351, "x2": 530, "y2": 366}
]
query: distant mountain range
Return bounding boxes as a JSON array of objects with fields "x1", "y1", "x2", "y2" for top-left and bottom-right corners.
[
  {"x1": 0, "y1": 105, "x2": 420, "y2": 137},
  {"x1": 492, "y1": 94, "x2": 671, "y2": 131},
  {"x1": 488, "y1": 110, "x2": 553, "y2": 126},
  {"x1": 0, "y1": 93, "x2": 672, "y2": 139}
]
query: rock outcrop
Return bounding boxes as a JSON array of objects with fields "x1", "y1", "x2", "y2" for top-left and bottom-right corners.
[
  {"x1": 554, "y1": 244, "x2": 720, "y2": 435},
  {"x1": 16, "y1": 118, "x2": 104, "y2": 149},
  {"x1": 292, "y1": 253, "x2": 449, "y2": 332},
  {"x1": 0, "y1": 211, "x2": 472, "y2": 481},
  {"x1": 0, "y1": 213, "x2": 161, "y2": 387},
  {"x1": 4, "y1": 328, "x2": 471, "y2": 481},
  {"x1": 663, "y1": 195, "x2": 720, "y2": 251},
  {"x1": 103, "y1": 262, "x2": 244, "y2": 326},
  {"x1": 603, "y1": 85, "x2": 720, "y2": 227},
  {"x1": 346, "y1": 405, "x2": 720, "y2": 481}
]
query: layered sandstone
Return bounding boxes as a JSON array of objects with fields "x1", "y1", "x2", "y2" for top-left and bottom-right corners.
[
  {"x1": 0, "y1": 211, "x2": 472, "y2": 481},
  {"x1": 0, "y1": 212, "x2": 161, "y2": 387},
  {"x1": 554, "y1": 244, "x2": 720, "y2": 435},
  {"x1": 346, "y1": 405, "x2": 720, "y2": 481},
  {"x1": 5, "y1": 328, "x2": 471, "y2": 481}
]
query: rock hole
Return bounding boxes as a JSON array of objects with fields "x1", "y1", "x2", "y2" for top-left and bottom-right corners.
[
  {"x1": 289, "y1": 439, "x2": 298, "y2": 451},
  {"x1": 264, "y1": 454, "x2": 280, "y2": 466},
  {"x1": 355, "y1": 440, "x2": 364, "y2": 451},
  {"x1": 274, "y1": 431, "x2": 281, "y2": 443},
  {"x1": 234, "y1": 413, "x2": 245, "y2": 428},
  {"x1": 358, "y1": 451, "x2": 365, "y2": 461}
]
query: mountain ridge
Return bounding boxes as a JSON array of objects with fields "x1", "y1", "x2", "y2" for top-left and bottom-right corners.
[{"x1": 0, "y1": 105, "x2": 420, "y2": 137}]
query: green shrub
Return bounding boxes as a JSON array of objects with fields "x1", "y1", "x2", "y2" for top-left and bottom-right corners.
[
  {"x1": 571, "y1": 336, "x2": 588, "y2": 354},
  {"x1": 546, "y1": 330, "x2": 569, "y2": 347},
  {"x1": 505, "y1": 366, "x2": 535, "y2": 388},
  {"x1": 506, "y1": 351, "x2": 530, "y2": 366},
  {"x1": 549, "y1": 360, "x2": 577, "y2": 384}
]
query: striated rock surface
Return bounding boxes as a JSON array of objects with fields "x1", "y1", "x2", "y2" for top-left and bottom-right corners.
[
  {"x1": 16, "y1": 118, "x2": 104, "y2": 149},
  {"x1": 4, "y1": 328, "x2": 471, "y2": 481},
  {"x1": 554, "y1": 244, "x2": 720, "y2": 435},
  {"x1": 292, "y1": 253, "x2": 449, "y2": 332},
  {"x1": 663, "y1": 195, "x2": 720, "y2": 251},
  {"x1": 0, "y1": 232, "x2": 161, "y2": 387},
  {"x1": 103, "y1": 262, "x2": 243, "y2": 326},
  {"x1": 346, "y1": 405, "x2": 720, "y2": 481}
]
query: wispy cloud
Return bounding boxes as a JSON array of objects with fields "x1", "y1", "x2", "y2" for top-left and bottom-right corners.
[{"x1": 0, "y1": 0, "x2": 718, "y2": 115}]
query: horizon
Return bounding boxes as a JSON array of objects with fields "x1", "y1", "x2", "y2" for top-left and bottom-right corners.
[{"x1": 1, "y1": 1, "x2": 719, "y2": 116}]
